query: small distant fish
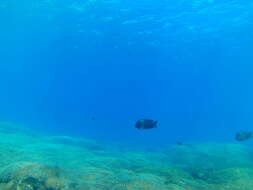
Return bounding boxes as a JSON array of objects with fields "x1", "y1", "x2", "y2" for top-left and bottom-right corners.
[
  {"x1": 235, "y1": 131, "x2": 253, "y2": 141},
  {"x1": 176, "y1": 142, "x2": 193, "y2": 148},
  {"x1": 127, "y1": 50, "x2": 132, "y2": 56},
  {"x1": 135, "y1": 119, "x2": 158, "y2": 130}
]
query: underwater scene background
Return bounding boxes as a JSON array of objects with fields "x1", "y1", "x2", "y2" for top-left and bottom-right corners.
[{"x1": 1, "y1": 0, "x2": 253, "y2": 189}]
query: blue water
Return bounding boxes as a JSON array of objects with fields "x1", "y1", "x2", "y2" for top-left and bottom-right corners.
[{"x1": 1, "y1": 0, "x2": 253, "y2": 146}]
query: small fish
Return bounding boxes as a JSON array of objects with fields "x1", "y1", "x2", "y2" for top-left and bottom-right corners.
[
  {"x1": 135, "y1": 119, "x2": 158, "y2": 130},
  {"x1": 176, "y1": 142, "x2": 193, "y2": 148},
  {"x1": 235, "y1": 131, "x2": 253, "y2": 141}
]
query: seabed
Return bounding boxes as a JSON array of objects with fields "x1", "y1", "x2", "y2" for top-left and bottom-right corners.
[{"x1": 0, "y1": 122, "x2": 252, "y2": 190}]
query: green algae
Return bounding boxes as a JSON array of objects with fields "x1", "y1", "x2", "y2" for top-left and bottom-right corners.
[{"x1": 0, "y1": 123, "x2": 253, "y2": 189}]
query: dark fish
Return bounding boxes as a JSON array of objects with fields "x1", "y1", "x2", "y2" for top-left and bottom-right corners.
[
  {"x1": 176, "y1": 142, "x2": 193, "y2": 148},
  {"x1": 235, "y1": 131, "x2": 253, "y2": 141},
  {"x1": 135, "y1": 119, "x2": 158, "y2": 130}
]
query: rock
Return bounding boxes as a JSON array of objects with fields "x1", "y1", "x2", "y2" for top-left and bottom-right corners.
[{"x1": 0, "y1": 162, "x2": 71, "y2": 190}]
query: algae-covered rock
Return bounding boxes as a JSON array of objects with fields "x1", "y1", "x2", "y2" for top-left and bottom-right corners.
[
  {"x1": 164, "y1": 143, "x2": 253, "y2": 170},
  {"x1": 1, "y1": 122, "x2": 253, "y2": 189},
  {"x1": 0, "y1": 162, "x2": 71, "y2": 190}
]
